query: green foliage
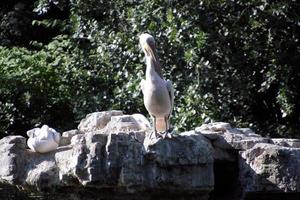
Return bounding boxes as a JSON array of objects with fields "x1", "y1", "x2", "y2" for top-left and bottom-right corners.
[
  {"x1": 0, "y1": 0, "x2": 299, "y2": 137},
  {"x1": 0, "y1": 35, "x2": 115, "y2": 135}
]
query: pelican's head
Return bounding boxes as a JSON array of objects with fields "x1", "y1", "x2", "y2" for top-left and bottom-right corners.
[{"x1": 139, "y1": 33, "x2": 157, "y2": 61}]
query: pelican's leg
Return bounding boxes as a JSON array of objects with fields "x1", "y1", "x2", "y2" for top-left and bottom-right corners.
[
  {"x1": 162, "y1": 116, "x2": 172, "y2": 139},
  {"x1": 150, "y1": 116, "x2": 158, "y2": 139}
]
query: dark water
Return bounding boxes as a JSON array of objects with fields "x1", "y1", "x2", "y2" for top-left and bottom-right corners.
[
  {"x1": 0, "y1": 184, "x2": 209, "y2": 200},
  {"x1": 0, "y1": 184, "x2": 43, "y2": 200},
  {"x1": 2, "y1": 184, "x2": 300, "y2": 200}
]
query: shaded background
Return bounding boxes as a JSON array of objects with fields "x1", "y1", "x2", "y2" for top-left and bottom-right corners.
[{"x1": 0, "y1": 0, "x2": 299, "y2": 138}]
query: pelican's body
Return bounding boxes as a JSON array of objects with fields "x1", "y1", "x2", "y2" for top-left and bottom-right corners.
[
  {"x1": 27, "y1": 125, "x2": 60, "y2": 153},
  {"x1": 139, "y1": 33, "x2": 174, "y2": 136}
]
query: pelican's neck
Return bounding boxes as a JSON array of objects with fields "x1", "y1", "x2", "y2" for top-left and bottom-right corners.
[{"x1": 145, "y1": 57, "x2": 163, "y2": 80}]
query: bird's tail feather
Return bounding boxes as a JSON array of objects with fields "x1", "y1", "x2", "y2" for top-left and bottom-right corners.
[{"x1": 155, "y1": 118, "x2": 169, "y2": 132}]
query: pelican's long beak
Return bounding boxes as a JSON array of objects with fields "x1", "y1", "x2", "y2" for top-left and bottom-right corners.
[{"x1": 143, "y1": 42, "x2": 157, "y2": 62}]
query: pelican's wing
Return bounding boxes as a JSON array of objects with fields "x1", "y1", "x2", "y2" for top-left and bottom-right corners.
[
  {"x1": 166, "y1": 80, "x2": 174, "y2": 118},
  {"x1": 140, "y1": 79, "x2": 146, "y2": 95}
]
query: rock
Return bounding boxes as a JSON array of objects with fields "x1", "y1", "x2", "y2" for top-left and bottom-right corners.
[
  {"x1": 1, "y1": 115, "x2": 300, "y2": 199},
  {"x1": 195, "y1": 128, "x2": 221, "y2": 140},
  {"x1": 60, "y1": 129, "x2": 82, "y2": 146},
  {"x1": 105, "y1": 115, "x2": 149, "y2": 133},
  {"x1": 78, "y1": 110, "x2": 123, "y2": 132},
  {"x1": 70, "y1": 134, "x2": 85, "y2": 146},
  {"x1": 213, "y1": 147, "x2": 236, "y2": 161},
  {"x1": 271, "y1": 138, "x2": 300, "y2": 148},
  {"x1": 0, "y1": 124, "x2": 214, "y2": 198},
  {"x1": 127, "y1": 130, "x2": 214, "y2": 192},
  {"x1": 197, "y1": 122, "x2": 232, "y2": 133},
  {"x1": 144, "y1": 131, "x2": 214, "y2": 166},
  {"x1": 213, "y1": 135, "x2": 234, "y2": 150},
  {"x1": 213, "y1": 133, "x2": 269, "y2": 151},
  {"x1": 201, "y1": 124, "x2": 270, "y2": 151},
  {"x1": 240, "y1": 143, "x2": 300, "y2": 194},
  {"x1": 0, "y1": 136, "x2": 27, "y2": 185},
  {"x1": 131, "y1": 113, "x2": 151, "y2": 131},
  {"x1": 237, "y1": 128, "x2": 258, "y2": 137}
]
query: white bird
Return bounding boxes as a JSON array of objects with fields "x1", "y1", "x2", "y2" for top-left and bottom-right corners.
[
  {"x1": 139, "y1": 33, "x2": 174, "y2": 138},
  {"x1": 27, "y1": 125, "x2": 61, "y2": 153}
]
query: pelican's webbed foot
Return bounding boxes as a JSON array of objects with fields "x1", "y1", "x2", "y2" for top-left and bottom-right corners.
[
  {"x1": 149, "y1": 131, "x2": 160, "y2": 139},
  {"x1": 161, "y1": 131, "x2": 173, "y2": 139}
]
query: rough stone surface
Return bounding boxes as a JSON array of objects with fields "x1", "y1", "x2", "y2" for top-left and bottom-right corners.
[
  {"x1": 240, "y1": 143, "x2": 300, "y2": 194},
  {"x1": 0, "y1": 116, "x2": 214, "y2": 199},
  {"x1": 78, "y1": 110, "x2": 123, "y2": 132},
  {"x1": 1, "y1": 117, "x2": 300, "y2": 199},
  {"x1": 197, "y1": 122, "x2": 269, "y2": 151},
  {"x1": 60, "y1": 129, "x2": 82, "y2": 146},
  {"x1": 105, "y1": 115, "x2": 150, "y2": 135},
  {"x1": 0, "y1": 136, "x2": 27, "y2": 185},
  {"x1": 271, "y1": 138, "x2": 300, "y2": 148}
]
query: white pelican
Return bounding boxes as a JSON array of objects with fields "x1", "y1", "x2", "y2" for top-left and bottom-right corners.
[
  {"x1": 27, "y1": 125, "x2": 61, "y2": 153},
  {"x1": 139, "y1": 33, "x2": 174, "y2": 138}
]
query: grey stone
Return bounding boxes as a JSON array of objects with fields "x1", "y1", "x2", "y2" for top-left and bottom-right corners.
[
  {"x1": 213, "y1": 147, "x2": 236, "y2": 161},
  {"x1": 78, "y1": 110, "x2": 123, "y2": 132},
  {"x1": 130, "y1": 130, "x2": 214, "y2": 192},
  {"x1": 271, "y1": 138, "x2": 300, "y2": 148},
  {"x1": 0, "y1": 136, "x2": 27, "y2": 185},
  {"x1": 197, "y1": 122, "x2": 232, "y2": 133},
  {"x1": 105, "y1": 115, "x2": 149, "y2": 134},
  {"x1": 2, "y1": 116, "x2": 300, "y2": 199},
  {"x1": 60, "y1": 129, "x2": 82, "y2": 146},
  {"x1": 195, "y1": 127, "x2": 221, "y2": 140},
  {"x1": 237, "y1": 128, "x2": 259, "y2": 137},
  {"x1": 213, "y1": 136, "x2": 234, "y2": 149},
  {"x1": 0, "y1": 123, "x2": 214, "y2": 196},
  {"x1": 240, "y1": 143, "x2": 300, "y2": 193},
  {"x1": 229, "y1": 137, "x2": 270, "y2": 150},
  {"x1": 212, "y1": 128, "x2": 269, "y2": 150}
]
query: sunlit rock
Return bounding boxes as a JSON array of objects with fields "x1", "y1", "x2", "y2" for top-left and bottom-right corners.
[
  {"x1": 78, "y1": 110, "x2": 123, "y2": 132},
  {"x1": 240, "y1": 143, "x2": 300, "y2": 195}
]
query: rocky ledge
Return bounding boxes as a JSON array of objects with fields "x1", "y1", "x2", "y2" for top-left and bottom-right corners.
[{"x1": 0, "y1": 111, "x2": 299, "y2": 200}]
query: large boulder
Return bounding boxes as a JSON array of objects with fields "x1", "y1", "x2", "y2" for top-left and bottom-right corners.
[
  {"x1": 240, "y1": 143, "x2": 300, "y2": 192},
  {"x1": 0, "y1": 136, "x2": 27, "y2": 185},
  {"x1": 1, "y1": 115, "x2": 300, "y2": 200},
  {"x1": 0, "y1": 113, "x2": 214, "y2": 199},
  {"x1": 195, "y1": 122, "x2": 270, "y2": 161},
  {"x1": 77, "y1": 110, "x2": 123, "y2": 132}
]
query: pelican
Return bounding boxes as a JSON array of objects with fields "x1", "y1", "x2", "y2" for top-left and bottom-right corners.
[
  {"x1": 27, "y1": 125, "x2": 61, "y2": 153},
  {"x1": 139, "y1": 33, "x2": 174, "y2": 138}
]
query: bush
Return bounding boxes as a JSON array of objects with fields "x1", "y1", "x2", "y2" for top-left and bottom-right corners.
[
  {"x1": 0, "y1": 35, "x2": 116, "y2": 135},
  {"x1": 0, "y1": 0, "x2": 299, "y2": 138}
]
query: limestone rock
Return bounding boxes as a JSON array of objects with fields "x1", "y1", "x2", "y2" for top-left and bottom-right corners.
[
  {"x1": 271, "y1": 138, "x2": 300, "y2": 148},
  {"x1": 125, "y1": 130, "x2": 214, "y2": 192},
  {"x1": 0, "y1": 136, "x2": 27, "y2": 185},
  {"x1": 0, "y1": 123, "x2": 214, "y2": 197},
  {"x1": 2, "y1": 115, "x2": 300, "y2": 199},
  {"x1": 105, "y1": 115, "x2": 150, "y2": 133},
  {"x1": 195, "y1": 128, "x2": 221, "y2": 140},
  {"x1": 60, "y1": 129, "x2": 82, "y2": 146},
  {"x1": 131, "y1": 113, "x2": 151, "y2": 131},
  {"x1": 198, "y1": 122, "x2": 232, "y2": 132},
  {"x1": 78, "y1": 110, "x2": 123, "y2": 132},
  {"x1": 197, "y1": 122, "x2": 269, "y2": 151},
  {"x1": 213, "y1": 147, "x2": 236, "y2": 161},
  {"x1": 240, "y1": 143, "x2": 300, "y2": 193}
]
